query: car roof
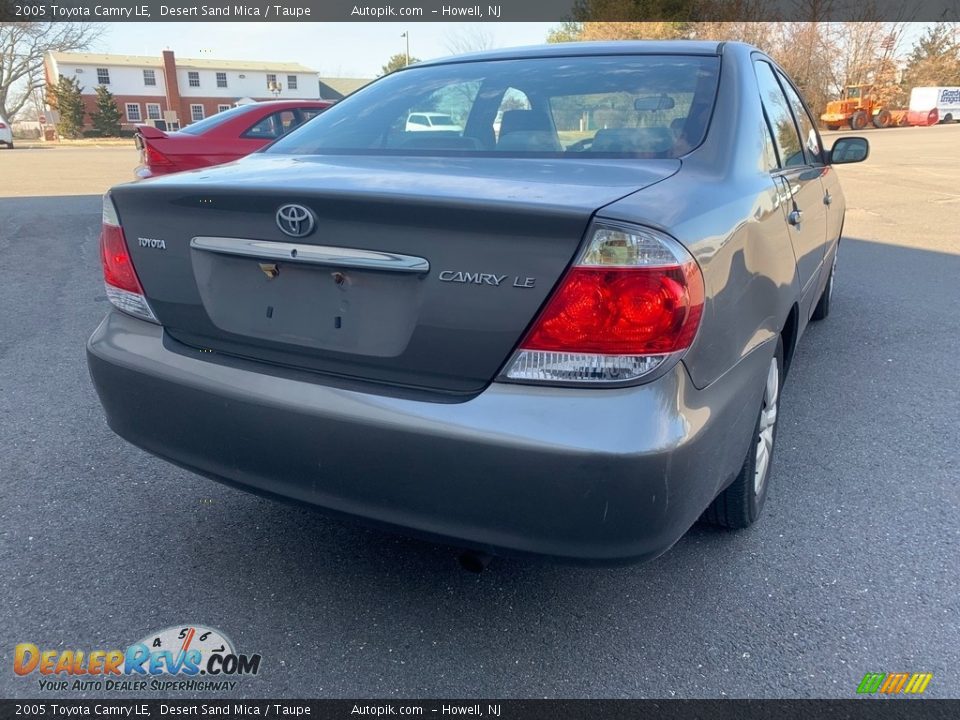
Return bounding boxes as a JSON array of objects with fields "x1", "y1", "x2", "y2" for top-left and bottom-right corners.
[{"x1": 413, "y1": 40, "x2": 724, "y2": 68}]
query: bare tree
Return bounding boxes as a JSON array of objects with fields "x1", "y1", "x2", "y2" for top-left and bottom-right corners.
[
  {"x1": 444, "y1": 26, "x2": 496, "y2": 55},
  {"x1": 0, "y1": 22, "x2": 103, "y2": 120}
]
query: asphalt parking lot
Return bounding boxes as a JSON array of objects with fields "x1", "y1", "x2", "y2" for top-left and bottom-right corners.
[{"x1": 1, "y1": 126, "x2": 958, "y2": 699}]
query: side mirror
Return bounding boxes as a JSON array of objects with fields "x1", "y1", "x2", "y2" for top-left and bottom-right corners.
[{"x1": 829, "y1": 136, "x2": 869, "y2": 164}]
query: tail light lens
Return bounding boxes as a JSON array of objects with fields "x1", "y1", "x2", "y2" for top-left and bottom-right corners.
[
  {"x1": 100, "y1": 193, "x2": 158, "y2": 322},
  {"x1": 502, "y1": 222, "x2": 703, "y2": 385},
  {"x1": 144, "y1": 143, "x2": 173, "y2": 168}
]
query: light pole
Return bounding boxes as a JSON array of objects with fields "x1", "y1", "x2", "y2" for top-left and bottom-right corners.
[{"x1": 401, "y1": 31, "x2": 410, "y2": 66}]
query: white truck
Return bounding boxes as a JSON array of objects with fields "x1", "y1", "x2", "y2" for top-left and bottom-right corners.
[{"x1": 908, "y1": 87, "x2": 960, "y2": 126}]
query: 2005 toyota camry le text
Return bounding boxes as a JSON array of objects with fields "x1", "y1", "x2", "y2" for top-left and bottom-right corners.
[{"x1": 86, "y1": 41, "x2": 869, "y2": 564}]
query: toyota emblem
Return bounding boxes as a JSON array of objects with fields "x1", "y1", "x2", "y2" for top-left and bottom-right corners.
[{"x1": 276, "y1": 204, "x2": 315, "y2": 238}]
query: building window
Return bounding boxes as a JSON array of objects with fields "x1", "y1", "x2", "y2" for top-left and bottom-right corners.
[
  {"x1": 266, "y1": 73, "x2": 277, "y2": 88},
  {"x1": 190, "y1": 104, "x2": 205, "y2": 122},
  {"x1": 188, "y1": 71, "x2": 200, "y2": 88},
  {"x1": 143, "y1": 69, "x2": 156, "y2": 86},
  {"x1": 97, "y1": 68, "x2": 110, "y2": 85},
  {"x1": 125, "y1": 104, "x2": 142, "y2": 122},
  {"x1": 287, "y1": 75, "x2": 298, "y2": 90},
  {"x1": 146, "y1": 103, "x2": 162, "y2": 120},
  {"x1": 216, "y1": 72, "x2": 228, "y2": 88},
  {"x1": 217, "y1": 104, "x2": 232, "y2": 113}
]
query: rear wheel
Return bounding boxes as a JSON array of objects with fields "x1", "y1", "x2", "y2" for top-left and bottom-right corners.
[
  {"x1": 811, "y1": 252, "x2": 836, "y2": 321},
  {"x1": 942, "y1": 113, "x2": 954, "y2": 124},
  {"x1": 850, "y1": 111, "x2": 868, "y2": 130},
  {"x1": 702, "y1": 340, "x2": 782, "y2": 529},
  {"x1": 873, "y1": 109, "x2": 892, "y2": 128}
]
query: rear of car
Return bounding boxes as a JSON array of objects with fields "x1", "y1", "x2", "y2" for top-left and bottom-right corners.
[
  {"x1": 87, "y1": 42, "x2": 852, "y2": 563},
  {"x1": 0, "y1": 115, "x2": 13, "y2": 149}
]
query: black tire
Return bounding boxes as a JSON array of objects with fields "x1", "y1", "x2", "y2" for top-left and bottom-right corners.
[
  {"x1": 825, "y1": 124, "x2": 840, "y2": 131},
  {"x1": 849, "y1": 111, "x2": 868, "y2": 131},
  {"x1": 702, "y1": 339, "x2": 783, "y2": 529},
  {"x1": 942, "y1": 113, "x2": 954, "y2": 124},
  {"x1": 811, "y1": 252, "x2": 837, "y2": 322},
  {"x1": 873, "y1": 109, "x2": 892, "y2": 129}
]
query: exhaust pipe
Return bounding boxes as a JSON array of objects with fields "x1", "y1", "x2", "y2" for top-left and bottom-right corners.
[{"x1": 458, "y1": 551, "x2": 493, "y2": 573}]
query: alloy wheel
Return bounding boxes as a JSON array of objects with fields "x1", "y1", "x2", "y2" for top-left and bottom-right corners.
[{"x1": 754, "y1": 357, "x2": 779, "y2": 494}]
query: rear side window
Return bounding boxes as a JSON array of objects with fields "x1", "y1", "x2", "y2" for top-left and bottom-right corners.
[
  {"x1": 267, "y1": 55, "x2": 721, "y2": 159},
  {"x1": 243, "y1": 110, "x2": 299, "y2": 139},
  {"x1": 776, "y1": 71, "x2": 823, "y2": 164},
  {"x1": 300, "y1": 107, "x2": 325, "y2": 121},
  {"x1": 754, "y1": 60, "x2": 804, "y2": 168}
]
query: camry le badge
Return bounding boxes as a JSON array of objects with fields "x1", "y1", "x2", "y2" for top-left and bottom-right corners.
[
  {"x1": 276, "y1": 204, "x2": 315, "y2": 238},
  {"x1": 439, "y1": 270, "x2": 535, "y2": 288}
]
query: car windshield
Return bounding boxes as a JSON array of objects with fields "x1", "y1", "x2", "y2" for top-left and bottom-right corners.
[
  {"x1": 178, "y1": 104, "x2": 251, "y2": 135},
  {"x1": 268, "y1": 55, "x2": 720, "y2": 159}
]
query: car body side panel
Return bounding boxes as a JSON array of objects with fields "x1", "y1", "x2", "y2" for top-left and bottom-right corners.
[{"x1": 599, "y1": 43, "x2": 800, "y2": 390}]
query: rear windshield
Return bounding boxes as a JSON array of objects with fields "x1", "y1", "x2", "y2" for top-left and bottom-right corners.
[
  {"x1": 178, "y1": 104, "x2": 251, "y2": 135},
  {"x1": 267, "y1": 55, "x2": 720, "y2": 159}
]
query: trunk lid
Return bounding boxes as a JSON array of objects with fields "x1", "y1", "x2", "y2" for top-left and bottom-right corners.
[{"x1": 111, "y1": 154, "x2": 679, "y2": 396}]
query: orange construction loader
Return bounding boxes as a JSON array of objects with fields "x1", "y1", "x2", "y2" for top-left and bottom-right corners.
[{"x1": 820, "y1": 84, "x2": 908, "y2": 130}]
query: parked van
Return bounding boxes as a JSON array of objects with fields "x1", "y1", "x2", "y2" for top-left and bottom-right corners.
[{"x1": 908, "y1": 87, "x2": 960, "y2": 126}]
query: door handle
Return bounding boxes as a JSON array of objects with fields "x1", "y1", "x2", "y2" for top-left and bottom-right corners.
[
  {"x1": 788, "y1": 209, "x2": 803, "y2": 226},
  {"x1": 824, "y1": 192, "x2": 832, "y2": 206}
]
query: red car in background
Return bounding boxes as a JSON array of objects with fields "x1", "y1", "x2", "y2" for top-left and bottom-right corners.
[{"x1": 135, "y1": 100, "x2": 332, "y2": 178}]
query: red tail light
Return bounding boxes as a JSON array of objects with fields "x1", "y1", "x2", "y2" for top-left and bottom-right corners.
[
  {"x1": 0, "y1": 123, "x2": 7, "y2": 129},
  {"x1": 99, "y1": 193, "x2": 157, "y2": 322},
  {"x1": 101, "y1": 223, "x2": 142, "y2": 294},
  {"x1": 144, "y1": 143, "x2": 173, "y2": 168},
  {"x1": 503, "y1": 223, "x2": 703, "y2": 385}
]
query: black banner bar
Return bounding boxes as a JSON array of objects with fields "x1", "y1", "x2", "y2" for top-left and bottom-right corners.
[
  {"x1": 0, "y1": 0, "x2": 958, "y2": 22},
  {"x1": 1, "y1": 700, "x2": 960, "y2": 720}
]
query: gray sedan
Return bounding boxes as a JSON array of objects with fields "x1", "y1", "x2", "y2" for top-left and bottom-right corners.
[{"x1": 87, "y1": 41, "x2": 868, "y2": 564}]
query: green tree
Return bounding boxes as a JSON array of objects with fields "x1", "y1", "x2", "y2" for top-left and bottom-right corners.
[
  {"x1": 90, "y1": 84, "x2": 122, "y2": 137},
  {"x1": 902, "y1": 23, "x2": 960, "y2": 88},
  {"x1": 380, "y1": 53, "x2": 421, "y2": 76},
  {"x1": 48, "y1": 75, "x2": 85, "y2": 139},
  {"x1": 546, "y1": 22, "x2": 584, "y2": 43}
]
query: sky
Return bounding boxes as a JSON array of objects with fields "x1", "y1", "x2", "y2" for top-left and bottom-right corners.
[{"x1": 95, "y1": 22, "x2": 559, "y2": 78}]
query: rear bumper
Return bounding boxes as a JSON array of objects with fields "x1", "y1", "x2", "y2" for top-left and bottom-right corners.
[{"x1": 87, "y1": 311, "x2": 770, "y2": 564}]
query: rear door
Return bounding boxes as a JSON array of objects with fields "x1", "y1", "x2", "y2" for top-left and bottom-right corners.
[
  {"x1": 753, "y1": 59, "x2": 829, "y2": 310},
  {"x1": 776, "y1": 70, "x2": 843, "y2": 259}
]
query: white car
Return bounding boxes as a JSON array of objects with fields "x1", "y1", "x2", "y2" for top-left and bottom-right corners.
[
  {"x1": 405, "y1": 112, "x2": 463, "y2": 132},
  {"x1": 0, "y1": 115, "x2": 13, "y2": 149}
]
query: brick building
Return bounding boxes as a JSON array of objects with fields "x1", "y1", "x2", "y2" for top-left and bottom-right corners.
[{"x1": 44, "y1": 50, "x2": 318, "y2": 130}]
